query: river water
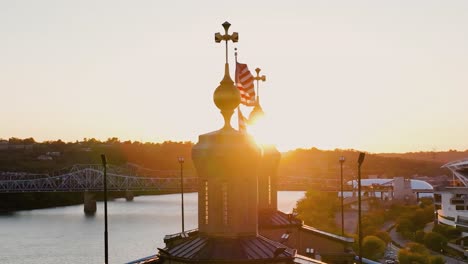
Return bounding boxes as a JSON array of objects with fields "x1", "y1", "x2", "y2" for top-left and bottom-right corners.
[{"x1": 0, "y1": 191, "x2": 305, "y2": 264}]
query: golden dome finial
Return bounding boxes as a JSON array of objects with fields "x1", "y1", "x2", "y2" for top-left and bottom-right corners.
[{"x1": 213, "y1": 22, "x2": 241, "y2": 129}]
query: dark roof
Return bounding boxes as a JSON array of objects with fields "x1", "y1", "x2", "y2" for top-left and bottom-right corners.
[
  {"x1": 259, "y1": 210, "x2": 302, "y2": 228},
  {"x1": 259, "y1": 210, "x2": 353, "y2": 244},
  {"x1": 164, "y1": 229, "x2": 199, "y2": 244},
  {"x1": 159, "y1": 235, "x2": 296, "y2": 262}
]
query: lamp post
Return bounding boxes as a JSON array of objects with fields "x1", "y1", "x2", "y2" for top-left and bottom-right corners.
[
  {"x1": 339, "y1": 156, "x2": 345, "y2": 237},
  {"x1": 357, "y1": 152, "x2": 366, "y2": 264},
  {"x1": 100, "y1": 154, "x2": 108, "y2": 264},
  {"x1": 178, "y1": 156, "x2": 185, "y2": 233}
]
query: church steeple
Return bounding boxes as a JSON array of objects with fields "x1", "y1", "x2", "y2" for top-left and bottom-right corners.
[
  {"x1": 157, "y1": 22, "x2": 298, "y2": 264},
  {"x1": 192, "y1": 22, "x2": 261, "y2": 237},
  {"x1": 151, "y1": 21, "x2": 354, "y2": 264}
]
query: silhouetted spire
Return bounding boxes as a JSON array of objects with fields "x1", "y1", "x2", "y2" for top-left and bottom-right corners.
[{"x1": 213, "y1": 22, "x2": 241, "y2": 129}]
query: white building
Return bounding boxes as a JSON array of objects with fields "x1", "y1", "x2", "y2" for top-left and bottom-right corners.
[
  {"x1": 435, "y1": 158, "x2": 468, "y2": 237},
  {"x1": 348, "y1": 177, "x2": 433, "y2": 201}
]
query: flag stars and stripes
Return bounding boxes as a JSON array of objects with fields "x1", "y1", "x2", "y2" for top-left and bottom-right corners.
[{"x1": 236, "y1": 62, "x2": 256, "y2": 107}]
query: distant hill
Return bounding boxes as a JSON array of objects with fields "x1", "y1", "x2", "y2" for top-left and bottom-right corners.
[
  {"x1": 278, "y1": 148, "x2": 448, "y2": 179},
  {"x1": 1, "y1": 137, "x2": 462, "y2": 180},
  {"x1": 0, "y1": 138, "x2": 195, "y2": 175},
  {"x1": 377, "y1": 150, "x2": 468, "y2": 164}
]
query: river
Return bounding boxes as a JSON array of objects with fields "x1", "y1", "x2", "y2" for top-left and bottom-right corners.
[{"x1": 0, "y1": 191, "x2": 305, "y2": 264}]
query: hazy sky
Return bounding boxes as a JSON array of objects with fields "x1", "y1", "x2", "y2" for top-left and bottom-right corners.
[{"x1": 1, "y1": 0, "x2": 467, "y2": 153}]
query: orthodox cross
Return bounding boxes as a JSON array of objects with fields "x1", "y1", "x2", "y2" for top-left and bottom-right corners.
[
  {"x1": 253, "y1": 68, "x2": 266, "y2": 99},
  {"x1": 215, "y1": 21, "x2": 239, "y2": 63}
]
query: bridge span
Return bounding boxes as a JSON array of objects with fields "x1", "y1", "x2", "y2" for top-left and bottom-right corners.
[
  {"x1": 0, "y1": 167, "x2": 197, "y2": 193},
  {"x1": 0, "y1": 165, "x2": 198, "y2": 214}
]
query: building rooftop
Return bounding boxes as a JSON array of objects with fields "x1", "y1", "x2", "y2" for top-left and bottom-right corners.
[
  {"x1": 159, "y1": 235, "x2": 296, "y2": 262},
  {"x1": 259, "y1": 210, "x2": 302, "y2": 228}
]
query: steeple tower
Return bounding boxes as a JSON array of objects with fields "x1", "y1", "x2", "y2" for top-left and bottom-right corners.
[
  {"x1": 193, "y1": 21, "x2": 261, "y2": 237},
  {"x1": 156, "y1": 22, "x2": 298, "y2": 264}
]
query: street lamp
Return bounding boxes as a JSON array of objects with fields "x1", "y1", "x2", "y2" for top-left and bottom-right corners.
[
  {"x1": 178, "y1": 156, "x2": 185, "y2": 233},
  {"x1": 100, "y1": 154, "x2": 108, "y2": 264},
  {"x1": 357, "y1": 152, "x2": 366, "y2": 264},
  {"x1": 339, "y1": 156, "x2": 345, "y2": 237}
]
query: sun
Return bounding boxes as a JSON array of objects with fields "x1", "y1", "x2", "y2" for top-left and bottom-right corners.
[
  {"x1": 248, "y1": 115, "x2": 277, "y2": 147},
  {"x1": 247, "y1": 113, "x2": 305, "y2": 152},
  {"x1": 238, "y1": 106, "x2": 298, "y2": 152}
]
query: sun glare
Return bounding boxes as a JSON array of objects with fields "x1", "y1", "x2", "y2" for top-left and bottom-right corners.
[
  {"x1": 246, "y1": 114, "x2": 308, "y2": 153},
  {"x1": 248, "y1": 115, "x2": 277, "y2": 147}
]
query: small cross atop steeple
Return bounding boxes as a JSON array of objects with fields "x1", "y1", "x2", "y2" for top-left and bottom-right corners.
[
  {"x1": 215, "y1": 21, "x2": 239, "y2": 64},
  {"x1": 253, "y1": 68, "x2": 266, "y2": 99},
  {"x1": 248, "y1": 67, "x2": 266, "y2": 124}
]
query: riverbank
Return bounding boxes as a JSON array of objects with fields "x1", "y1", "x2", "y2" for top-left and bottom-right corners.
[{"x1": 0, "y1": 190, "x2": 189, "y2": 213}]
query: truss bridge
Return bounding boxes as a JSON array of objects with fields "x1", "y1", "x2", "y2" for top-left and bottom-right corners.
[{"x1": 0, "y1": 165, "x2": 197, "y2": 193}]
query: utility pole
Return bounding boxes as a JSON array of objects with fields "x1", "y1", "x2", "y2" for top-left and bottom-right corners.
[
  {"x1": 357, "y1": 152, "x2": 365, "y2": 264},
  {"x1": 178, "y1": 156, "x2": 185, "y2": 233},
  {"x1": 101, "y1": 154, "x2": 108, "y2": 264},
  {"x1": 339, "y1": 156, "x2": 345, "y2": 237}
]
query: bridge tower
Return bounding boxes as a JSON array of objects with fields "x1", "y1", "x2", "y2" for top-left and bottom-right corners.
[
  {"x1": 125, "y1": 190, "x2": 134, "y2": 201},
  {"x1": 84, "y1": 191, "x2": 96, "y2": 215}
]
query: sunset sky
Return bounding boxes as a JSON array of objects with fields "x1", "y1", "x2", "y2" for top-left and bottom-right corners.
[{"x1": 1, "y1": 1, "x2": 467, "y2": 153}]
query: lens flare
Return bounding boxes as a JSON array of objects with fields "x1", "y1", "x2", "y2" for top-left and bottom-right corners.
[{"x1": 248, "y1": 115, "x2": 276, "y2": 146}]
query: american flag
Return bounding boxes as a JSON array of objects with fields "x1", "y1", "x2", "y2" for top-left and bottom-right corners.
[
  {"x1": 235, "y1": 62, "x2": 256, "y2": 106},
  {"x1": 238, "y1": 108, "x2": 247, "y2": 133}
]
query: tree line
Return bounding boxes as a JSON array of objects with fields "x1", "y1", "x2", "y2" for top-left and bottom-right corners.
[{"x1": 0, "y1": 138, "x2": 453, "y2": 180}]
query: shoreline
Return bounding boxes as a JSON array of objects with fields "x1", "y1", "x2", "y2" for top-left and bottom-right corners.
[{"x1": 0, "y1": 191, "x2": 196, "y2": 213}]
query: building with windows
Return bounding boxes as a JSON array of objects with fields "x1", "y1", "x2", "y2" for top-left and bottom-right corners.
[{"x1": 434, "y1": 158, "x2": 468, "y2": 250}]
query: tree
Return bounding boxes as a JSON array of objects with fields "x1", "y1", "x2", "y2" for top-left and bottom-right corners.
[
  {"x1": 295, "y1": 190, "x2": 338, "y2": 233},
  {"x1": 398, "y1": 243, "x2": 430, "y2": 264},
  {"x1": 398, "y1": 249, "x2": 428, "y2": 264},
  {"x1": 407, "y1": 242, "x2": 429, "y2": 254},
  {"x1": 433, "y1": 223, "x2": 460, "y2": 239},
  {"x1": 85, "y1": 138, "x2": 100, "y2": 144},
  {"x1": 424, "y1": 232, "x2": 447, "y2": 252},
  {"x1": 361, "y1": 235, "x2": 386, "y2": 261},
  {"x1": 429, "y1": 256, "x2": 445, "y2": 264},
  {"x1": 106, "y1": 137, "x2": 120, "y2": 144},
  {"x1": 396, "y1": 217, "x2": 415, "y2": 238},
  {"x1": 22, "y1": 137, "x2": 36, "y2": 144},
  {"x1": 374, "y1": 230, "x2": 391, "y2": 244},
  {"x1": 415, "y1": 230, "x2": 426, "y2": 243},
  {"x1": 412, "y1": 208, "x2": 430, "y2": 230},
  {"x1": 397, "y1": 243, "x2": 445, "y2": 264},
  {"x1": 8, "y1": 137, "x2": 23, "y2": 144}
]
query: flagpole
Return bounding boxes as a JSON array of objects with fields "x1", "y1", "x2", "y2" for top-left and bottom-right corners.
[
  {"x1": 235, "y1": 48, "x2": 241, "y2": 131},
  {"x1": 101, "y1": 154, "x2": 108, "y2": 264}
]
